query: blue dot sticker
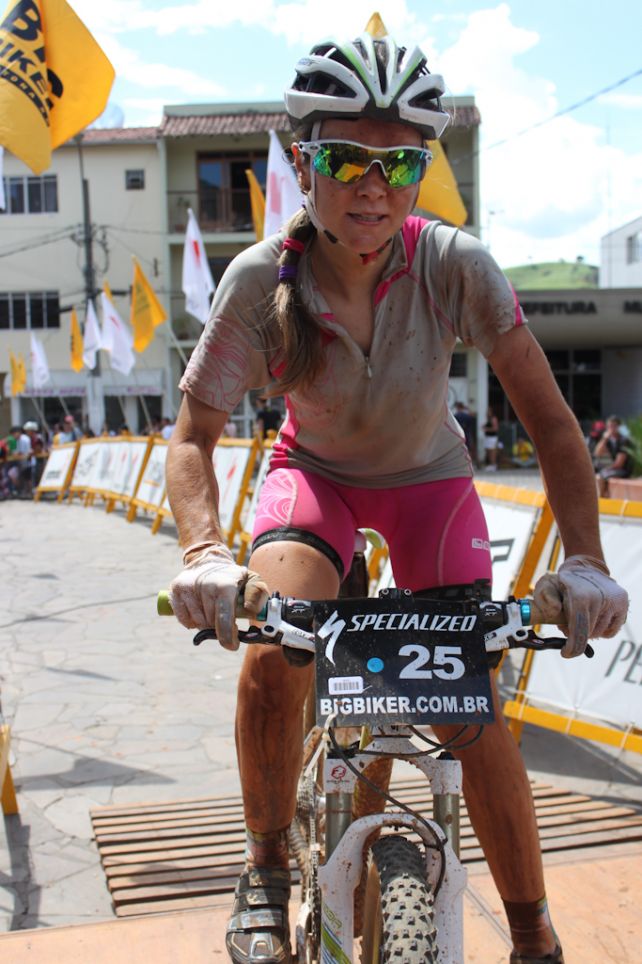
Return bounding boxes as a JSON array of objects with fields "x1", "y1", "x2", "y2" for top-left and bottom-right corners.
[{"x1": 367, "y1": 657, "x2": 384, "y2": 673}]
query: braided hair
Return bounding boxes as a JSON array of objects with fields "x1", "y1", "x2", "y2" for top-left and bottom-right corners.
[{"x1": 269, "y1": 201, "x2": 325, "y2": 395}]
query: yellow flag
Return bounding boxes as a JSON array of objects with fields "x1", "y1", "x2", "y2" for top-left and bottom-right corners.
[
  {"x1": 245, "y1": 168, "x2": 266, "y2": 241},
  {"x1": 416, "y1": 140, "x2": 467, "y2": 227},
  {"x1": 10, "y1": 349, "x2": 26, "y2": 394},
  {"x1": 364, "y1": 12, "x2": 388, "y2": 38},
  {"x1": 70, "y1": 306, "x2": 83, "y2": 371},
  {"x1": 0, "y1": 0, "x2": 115, "y2": 174},
  {"x1": 130, "y1": 259, "x2": 167, "y2": 353}
]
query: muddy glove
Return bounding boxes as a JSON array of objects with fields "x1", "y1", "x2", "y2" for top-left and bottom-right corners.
[
  {"x1": 169, "y1": 542, "x2": 269, "y2": 651},
  {"x1": 533, "y1": 554, "x2": 629, "y2": 658}
]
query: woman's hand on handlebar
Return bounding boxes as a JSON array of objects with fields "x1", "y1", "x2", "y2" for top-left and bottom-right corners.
[
  {"x1": 533, "y1": 554, "x2": 629, "y2": 658},
  {"x1": 169, "y1": 542, "x2": 269, "y2": 651}
]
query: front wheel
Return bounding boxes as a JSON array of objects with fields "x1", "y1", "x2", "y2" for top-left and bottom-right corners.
[{"x1": 360, "y1": 835, "x2": 437, "y2": 964}]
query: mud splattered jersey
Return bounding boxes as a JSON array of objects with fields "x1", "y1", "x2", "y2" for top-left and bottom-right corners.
[{"x1": 179, "y1": 217, "x2": 525, "y2": 487}]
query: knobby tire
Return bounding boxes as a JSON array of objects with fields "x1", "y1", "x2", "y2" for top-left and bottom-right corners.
[{"x1": 361, "y1": 834, "x2": 438, "y2": 964}]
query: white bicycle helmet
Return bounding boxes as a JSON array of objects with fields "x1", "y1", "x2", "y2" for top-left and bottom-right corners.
[{"x1": 285, "y1": 32, "x2": 450, "y2": 141}]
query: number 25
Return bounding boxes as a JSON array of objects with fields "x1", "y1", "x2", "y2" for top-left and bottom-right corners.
[{"x1": 398, "y1": 645, "x2": 465, "y2": 680}]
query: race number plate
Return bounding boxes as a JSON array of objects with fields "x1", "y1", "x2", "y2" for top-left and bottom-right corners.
[{"x1": 314, "y1": 597, "x2": 494, "y2": 727}]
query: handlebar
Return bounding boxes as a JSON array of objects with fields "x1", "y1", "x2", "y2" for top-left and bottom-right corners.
[{"x1": 157, "y1": 588, "x2": 594, "y2": 658}]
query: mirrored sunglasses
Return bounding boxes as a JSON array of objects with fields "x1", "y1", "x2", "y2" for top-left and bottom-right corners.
[{"x1": 299, "y1": 140, "x2": 432, "y2": 188}]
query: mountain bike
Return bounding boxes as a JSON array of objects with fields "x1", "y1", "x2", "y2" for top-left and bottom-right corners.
[{"x1": 158, "y1": 582, "x2": 588, "y2": 963}]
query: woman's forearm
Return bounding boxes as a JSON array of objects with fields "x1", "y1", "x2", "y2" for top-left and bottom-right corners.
[
  {"x1": 165, "y1": 395, "x2": 230, "y2": 549},
  {"x1": 535, "y1": 417, "x2": 605, "y2": 562},
  {"x1": 166, "y1": 435, "x2": 224, "y2": 548}
]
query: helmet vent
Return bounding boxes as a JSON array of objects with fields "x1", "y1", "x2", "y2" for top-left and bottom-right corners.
[{"x1": 373, "y1": 40, "x2": 390, "y2": 94}]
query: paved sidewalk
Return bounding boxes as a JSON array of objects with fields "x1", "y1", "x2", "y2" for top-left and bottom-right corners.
[{"x1": 1, "y1": 496, "x2": 640, "y2": 941}]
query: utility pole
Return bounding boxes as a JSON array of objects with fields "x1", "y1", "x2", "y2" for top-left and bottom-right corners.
[{"x1": 75, "y1": 133, "x2": 105, "y2": 435}]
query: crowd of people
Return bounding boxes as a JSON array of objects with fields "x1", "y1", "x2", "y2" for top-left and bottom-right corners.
[{"x1": 0, "y1": 412, "x2": 185, "y2": 499}]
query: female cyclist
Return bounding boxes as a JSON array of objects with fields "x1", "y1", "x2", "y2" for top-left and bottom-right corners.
[{"x1": 166, "y1": 28, "x2": 628, "y2": 964}]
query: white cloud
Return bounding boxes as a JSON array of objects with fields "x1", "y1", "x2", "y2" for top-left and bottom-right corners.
[
  {"x1": 101, "y1": 35, "x2": 226, "y2": 98},
  {"x1": 118, "y1": 98, "x2": 168, "y2": 127},
  {"x1": 421, "y1": 4, "x2": 641, "y2": 267},
  {"x1": 598, "y1": 92, "x2": 642, "y2": 109}
]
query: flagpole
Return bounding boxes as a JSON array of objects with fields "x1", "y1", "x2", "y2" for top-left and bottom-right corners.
[
  {"x1": 138, "y1": 349, "x2": 178, "y2": 418},
  {"x1": 46, "y1": 371, "x2": 71, "y2": 417},
  {"x1": 76, "y1": 133, "x2": 105, "y2": 434},
  {"x1": 28, "y1": 393, "x2": 48, "y2": 426}
]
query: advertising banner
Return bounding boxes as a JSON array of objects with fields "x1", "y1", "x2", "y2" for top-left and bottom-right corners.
[{"x1": 525, "y1": 514, "x2": 642, "y2": 729}]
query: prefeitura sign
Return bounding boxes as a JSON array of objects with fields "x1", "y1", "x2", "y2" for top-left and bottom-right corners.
[{"x1": 313, "y1": 597, "x2": 494, "y2": 728}]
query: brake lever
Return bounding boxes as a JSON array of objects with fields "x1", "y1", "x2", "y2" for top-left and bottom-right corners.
[
  {"x1": 521, "y1": 632, "x2": 594, "y2": 658},
  {"x1": 192, "y1": 626, "x2": 276, "y2": 647}
]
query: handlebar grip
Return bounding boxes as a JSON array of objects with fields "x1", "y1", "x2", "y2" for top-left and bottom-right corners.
[
  {"x1": 157, "y1": 590, "x2": 173, "y2": 615},
  {"x1": 156, "y1": 590, "x2": 267, "y2": 622}
]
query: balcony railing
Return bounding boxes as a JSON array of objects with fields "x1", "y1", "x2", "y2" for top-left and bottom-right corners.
[{"x1": 168, "y1": 189, "x2": 256, "y2": 234}]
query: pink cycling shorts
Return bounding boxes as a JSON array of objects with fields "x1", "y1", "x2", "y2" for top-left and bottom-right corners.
[{"x1": 252, "y1": 468, "x2": 492, "y2": 591}]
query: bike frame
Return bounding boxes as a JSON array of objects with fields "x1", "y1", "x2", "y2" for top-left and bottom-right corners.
[{"x1": 295, "y1": 726, "x2": 468, "y2": 964}]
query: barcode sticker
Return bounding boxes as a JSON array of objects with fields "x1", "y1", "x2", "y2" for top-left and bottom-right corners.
[{"x1": 328, "y1": 676, "x2": 364, "y2": 695}]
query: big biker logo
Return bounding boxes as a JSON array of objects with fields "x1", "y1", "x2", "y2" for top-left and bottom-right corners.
[{"x1": 0, "y1": 1, "x2": 64, "y2": 125}]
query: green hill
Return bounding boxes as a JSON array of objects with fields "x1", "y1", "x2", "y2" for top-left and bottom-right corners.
[{"x1": 504, "y1": 261, "x2": 598, "y2": 290}]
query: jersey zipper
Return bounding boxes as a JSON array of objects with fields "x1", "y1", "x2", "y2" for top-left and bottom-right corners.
[{"x1": 364, "y1": 353, "x2": 373, "y2": 378}]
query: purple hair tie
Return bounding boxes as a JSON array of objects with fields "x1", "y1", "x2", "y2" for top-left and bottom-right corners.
[
  {"x1": 278, "y1": 264, "x2": 298, "y2": 282},
  {"x1": 282, "y1": 237, "x2": 305, "y2": 254}
]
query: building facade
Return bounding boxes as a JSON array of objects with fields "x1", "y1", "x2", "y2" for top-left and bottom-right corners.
[
  {"x1": 600, "y1": 215, "x2": 642, "y2": 289},
  {"x1": 0, "y1": 128, "x2": 171, "y2": 435}
]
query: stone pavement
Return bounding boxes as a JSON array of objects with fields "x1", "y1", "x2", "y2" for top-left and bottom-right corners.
[{"x1": 1, "y1": 492, "x2": 641, "y2": 942}]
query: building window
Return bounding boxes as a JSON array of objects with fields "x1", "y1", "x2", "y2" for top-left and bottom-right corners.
[
  {"x1": 1, "y1": 175, "x2": 58, "y2": 214},
  {"x1": 0, "y1": 291, "x2": 60, "y2": 329},
  {"x1": 196, "y1": 151, "x2": 268, "y2": 231},
  {"x1": 125, "y1": 169, "x2": 145, "y2": 190},
  {"x1": 626, "y1": 231, "x2": 642, "y2": 264}
]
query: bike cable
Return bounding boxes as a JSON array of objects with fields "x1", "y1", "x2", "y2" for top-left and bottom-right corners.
[
  {"x1": 408, "y1": 723, "x2": 485, "y2": 752},
  {"x1": 327, "y1": 726, "x2": 448, "y2": 896}
]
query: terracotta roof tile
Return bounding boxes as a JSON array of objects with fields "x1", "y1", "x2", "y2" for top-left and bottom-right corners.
[
  {"x1": 69, "y1": 104, "x2": 480, "y2": 146},
  {"x1": 159, "y1": 105, "x2": 480, "y2": 138},
  {"x1": 79, "y1": 127, "x2": 159, "y2": 144}
]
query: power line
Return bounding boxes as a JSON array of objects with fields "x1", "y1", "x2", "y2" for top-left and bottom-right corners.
[
  {"x1": 451, "y1": 65, "x2": 642, "y2": 166},
  {"x1": 0, "y1": 226, "x2": 79, "y2": 258}
]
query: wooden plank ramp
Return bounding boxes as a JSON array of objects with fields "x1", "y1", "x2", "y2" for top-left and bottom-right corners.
[{"x1": 89, "y1": 777, "x2": 642, "y2": 919}]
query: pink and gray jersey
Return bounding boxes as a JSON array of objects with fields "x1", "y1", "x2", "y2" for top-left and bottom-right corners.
[{"x1": 180, "y1": 216, "x2": 525, "y2": 488}]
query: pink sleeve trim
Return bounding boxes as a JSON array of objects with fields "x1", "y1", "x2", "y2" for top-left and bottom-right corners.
[{"x1": 510, "y1": 283, "x2": 525, "y2": 326}]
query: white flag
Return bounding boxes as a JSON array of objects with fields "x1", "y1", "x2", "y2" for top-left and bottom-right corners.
[
  {"x1": 83, "y1": 300, "x2": 102, "y2": 370},
  {"x1": 100, "y1": 289, "x2": 135, "y2": 375},
  {"x1": 182, "y1": 208, "x2": 215, "y2": 324},
  {"x1": 30, "y1": 333, "x2": 50, "y2": 389},
  {"x1": 264, "y1": 130, "x2": 303, "y2": 239}
]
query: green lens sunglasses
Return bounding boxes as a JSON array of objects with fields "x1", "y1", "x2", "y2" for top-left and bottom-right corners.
[{"x1": 299, "y1": 140, "x2": 432, "y2": 188}]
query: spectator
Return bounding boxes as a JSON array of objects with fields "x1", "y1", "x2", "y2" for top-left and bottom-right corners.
[
  {"x1": 594, "y1": 416, "x2": 634, "y2": 496},
  {"x1": 255, "y1": 395, "x2": 282, "y2": 440},
  {"x1": 160, "y1": 417, "x2": 176, "y2": 441},
  {"x1": 587, "y1": 419, "x2": 606, "y2": 460},
  {"x1": 482, "y1": 406, "x2": 500, "y2": 471},
  {"x1": 223, "y1": 419, "x2": 238, "y2": 438},
  {"x1": 453, "y1": 401, "x2": 478, "y2": 465},
  {"x1": 23, "y1": 421, "x2": 47, "y2": 489},
  {"x1": 11, "y1": 425, "x2": 33, "y2": 497},
  {"x1": 56, "y1": 414, "x2": 83, "y2": 443}
]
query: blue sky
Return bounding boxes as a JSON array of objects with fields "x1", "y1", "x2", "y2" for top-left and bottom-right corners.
[{"x1": 74, "y1": 0, "x2": 642, "y2": 269}]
